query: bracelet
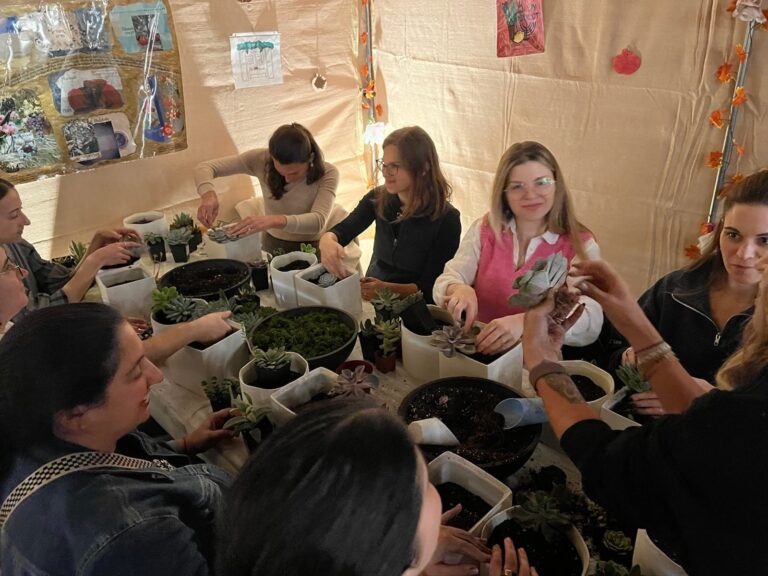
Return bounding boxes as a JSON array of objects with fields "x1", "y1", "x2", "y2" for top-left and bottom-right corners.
[
  {"x1": 636, "y1": 341, "x2": 675, "y2": 377},
  {"x1": 529, "y1": 360, "x2": 567, "y2": 392},
  {"x1": 634, "y1": 340, "x2": 665, "y2": 356}
]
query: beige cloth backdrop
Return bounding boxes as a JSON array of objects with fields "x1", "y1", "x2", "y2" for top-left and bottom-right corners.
[{"x1": 15, "y1": 0, "x2": 768, "y2": 295}]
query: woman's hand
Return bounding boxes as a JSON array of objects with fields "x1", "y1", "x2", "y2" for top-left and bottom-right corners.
[
  {"x1": 425, "y1": 505, "x2": 491, "y2": 576},
  {"x1": 475, "y1": 315, "x2": 524, "y2": 355},
  {"x1": 622, "y1": 346, "x2": 636, "y2": 365},
  {"x1": 87, "y1": 241, "x2": 142, "y2": 269},
  {"x1": 319, "y1": 232, "x2": 349, "y2": 278},
  {"x1": 522, "y1": 289, "x2": 584, "y2": 369},
  {"x1": 631, "y1": 390, "x2": 665, "y2": 417},
  {"x1": 188, "y1": 312, "x2": 234, "y2": 345},
  {"x1": 444, "y1": 284, "x2": 478, "y2": 332},
  {"x1": 197, "y1": 190, "x2": 220, "y2": 227},
  {"x1": 360, "y1": 277, "x2": 386, "y2": 300},
  {"x1": 489, "y1": 538, "x2": 537, "y2": 576},
  {"x1": 181, "y1": 408, "x2": 236, "y2": 454},
  {"x1": 89, "y1": 228, "x2": 141, "y2": 250},
  {"x1": 228, "y1": 215, "x2": 286, "y2": 237}
]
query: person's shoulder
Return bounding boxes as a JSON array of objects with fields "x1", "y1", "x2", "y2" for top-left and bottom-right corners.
[{"x1": 322, "y1": 161, "x2": 339, "y2": 177}]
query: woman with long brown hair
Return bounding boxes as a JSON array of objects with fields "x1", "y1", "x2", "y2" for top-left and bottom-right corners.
[
  {"x1": 320, "y1": 126, "x2": 461, "y2": 302},
  {"x1": 433, "y1": 141, "x2": 601, "y2": 354}
]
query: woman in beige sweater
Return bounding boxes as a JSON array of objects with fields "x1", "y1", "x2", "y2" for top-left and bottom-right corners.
[{"x1": 195, "y1": 123, "x2": 339, "y2": 255}]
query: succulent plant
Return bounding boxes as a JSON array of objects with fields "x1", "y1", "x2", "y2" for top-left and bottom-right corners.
[
  {"x1": 69, "y1": 240, "x2": 88, "y2": 265},
  {"x1": 164, "y1": 297, "x2": 201, "y2": 323},
  {"x1": 508, "y1": 252, "x2": 569, "y2": 308},
  {"x1": 359, "y1": 318, "x2": 377, "y2": 337},
  {"x1": 602, "y1": 530, "x2": 633, "y2": 554},
  {"x1": 143, "y1": 232, "x2": 164, "y2": 245},
  {"x1": 300, "y1": 242, "x2": 317, "y2": 254},
  {"x1": 430, "y1": 324, "x2": 476, "y2": 358},
  {"x1": 330, "y1": 365, "x2": 380, "y2": 398},
  {"x1": 166, "y1": 227, "x2": 192, "y2": 246},
  {"x1": 374, "y1": 319, "x2": 401, "y2": 356},
  {"x1": 223, "y1": 392, "x2": 272, "y2": 437},
  {"x1": 616, "y1": 362, "x2": 651, "y2": 393},
  {"x1": 151, "y1": 286, "x2": 181, "y2": 313},
  {"x1": 271, "y1": 247, "x2": 285, "y2": 257},
  {"x1": 201, "y1": 376, "x2": 235, "y2": 410},
  {"x1": 207, "y1": 225, "x2": 239, "y2": 244},
  {"x1": 170, "y1": 212, "x2": 194, "y2": 230},
  {"x1": 251, "y1": 347, "x2": 290, "y2": 370},
  {"x1": 510, "y1": 490, "x2": 571, "y2": 543},
  {"x1": 317, "y1": 272, "x2": 338, "y2": 287},
  {"x1": 371, "y1": 287, "x2": 401, "y2": 321},
  {"x1": 392, "y1": 290, "x2": 424, "y2": 316}
]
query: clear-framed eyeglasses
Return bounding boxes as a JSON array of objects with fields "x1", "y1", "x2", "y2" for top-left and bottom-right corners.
[
  {"x1": 0, "y1": 260, "x2": 25, "y2": 279},
  {"x1": 375, "y1": 159, "x2": 401, "y2": 177},
  {"x1": 504, "y1": 176, "x2": 556, "y2": 194}
]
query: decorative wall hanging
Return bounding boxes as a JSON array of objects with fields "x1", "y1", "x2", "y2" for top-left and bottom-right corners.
[
  {"x1": 358, "y1": 0, "x2": 383, "y2": 188},
  {"x1": 496, "y1": 0, "x2": 545, "y2": 58},
  {"x1": 229, "y1": 32, "x2": 283, "y2": 89},
  {"x1": 0, "y1": 0, "x2": 186, "y2": 184},
  {"x1": 612, "y1": 48, "x2": 641, "y2": 75}
]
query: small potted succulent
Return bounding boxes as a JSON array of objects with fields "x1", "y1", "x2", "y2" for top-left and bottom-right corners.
[
  {"x1": 239, "y1": 346, "x2": 309, "y2": 407},
  {"x1": 223, "y1": 392, "x2": 274, "y2": 452},
  {"x1": 601, "y1": 530, "x2": 634, "y2": 565},
  {"x1": 300, "y1": 242, "x2": 317, "y2": 255},
  {"x1": 295, "y1": 263, "x2": 362, "y2": 318},
  {"x1": 201, "y1": 376, "x2": 236, "y2": 411},
  {"x1": 358, "y1": 319, "x2": 379, "y2": 363},
  {"x1": 601, "y1": 363, "x2": 650, "y2": 430},
  {"x1": 248, "y1": 258, "x2": 270, "y2": 291},
  {"x1": 508, "y1": 252, "x2": 581, "y2": 324},
  {"x1": 150, "y1": 286, "x2": 203, "y2": 331},
  {"x1": 143, "y1": 232, "x2": 166, "y2": 262},
  {"x1": 170, "y1": 212, "x2": 202, "y2": 252},
  {"x1": 64, "y1": 240, "x2": 88, "y2": 268},
  {"x1": 374, "y1": 318, "x2": 400, "y2": 373},
  {"x1": 331, "y1": 364, "x2": 379, "y2": 398},
  {"x1": 167, "y1": 227, "x2": 192, "y2": 263},
  {"x1": 371, "y1": 287, "x2": 401, "y2": 322},
  {"x1": 397, "y1": 291, "x2": 437, "y2": 335},
  {"x1": 206, "y1": 222, "x2": 263, "y2": 262}
]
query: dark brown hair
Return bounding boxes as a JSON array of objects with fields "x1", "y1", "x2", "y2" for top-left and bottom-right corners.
[
  {"x1": 0, "y1": 178, "x2": 15, "y2": 200},
  {"x1": 266, "y1": 123, "x2": 326, "y2": 199}
]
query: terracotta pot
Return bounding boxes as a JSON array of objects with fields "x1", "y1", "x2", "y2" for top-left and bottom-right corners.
[{"x1": 374, "y1": 351, "x2": 397, "y2": 373}]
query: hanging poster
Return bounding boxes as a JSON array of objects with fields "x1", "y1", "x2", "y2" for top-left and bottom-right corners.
[
  {"x1": 0, "y1": 0, "x2": 186, "y2": 184},
  {"x1": 229, "y1": 32, "x2": 283, "y2": 89},
  {"x1": 496, "y1": 0, "x2": 545, "y2": 58}
]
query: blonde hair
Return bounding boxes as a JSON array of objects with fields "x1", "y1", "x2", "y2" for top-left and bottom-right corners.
[{"x1": 487, "y1": 141, "x2": 590, "y2": 261}]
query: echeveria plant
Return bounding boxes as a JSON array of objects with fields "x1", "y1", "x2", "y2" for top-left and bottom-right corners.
[
  {"x1": 430, "y1": 324, "x2": 476, "y2": 358},
  {"x1": 508, "y1": 252, "x2": 568, "y2": 309},
  {"x1": 330, "y1": 365, "x2": 379, "y2": 398}
]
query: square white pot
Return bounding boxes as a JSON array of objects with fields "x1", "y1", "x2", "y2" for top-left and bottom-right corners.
[
  {"x1": 239, "y1": 352, "x2": 310, "y2": 408},
  {"x1": 295, "y1": 264, "x2": 362, "y2": 319},
  {"x1": 600, "y1": 387, "x2": 642, "y2": 430},
  {"x1": 96, "y1": 265, "x2": 156, "y2": 319},
  {"x1": 269, "y1": 252, "x2": 318, "y2": 309},
  {"x1": 561, "y1": 360, "x2": 614, "y2": 414},
  {"x1": 206, "y1": 233, "x2": 262, "y2": 263},
  {"x1": 163, "y1": 329, "x2": 250, "y2": 394},
  {"x1": 428, "y1": 451, "x2": 513, "y2": 536},
  {"x1": 270, "y1": 367, "x2": 337, "y2": 426},
  {"x1": 439, "y1": 342, "x2": 523, "y2": 390},
  {"x1": 401, "y1": 305, "x2": 454, "y2": 382},
  {"x1": 123, "y1": 211, "x2": 169, "y2": 237}
]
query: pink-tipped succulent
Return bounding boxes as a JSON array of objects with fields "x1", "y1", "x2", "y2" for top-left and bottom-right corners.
[
  {"x1": 430, "y1": 324, "x2": 476, "y2": 358},
  {"x1": 508, "y1": 252, "x2": 580, "y2": 324},
  {"x1": 330, "y1": 365, "x2": 380, "y2": 398}
]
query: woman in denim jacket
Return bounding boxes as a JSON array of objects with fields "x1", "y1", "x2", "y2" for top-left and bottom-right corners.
[{"x1": 0, "y1": 304, "x2": 234, "y2": 575}]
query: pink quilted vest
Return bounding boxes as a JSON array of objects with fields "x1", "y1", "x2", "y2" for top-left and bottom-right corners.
[{"x1": 474, "y1": 217, "x2": 588, "y2": 322}]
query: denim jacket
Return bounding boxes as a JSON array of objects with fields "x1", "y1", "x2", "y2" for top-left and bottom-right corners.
[
  {"x1": 6, "y1": 240, "x2": 72, "y2": 322},
  {"x1": 1, "y1": 431, "x2": 231, "y2": 576}
]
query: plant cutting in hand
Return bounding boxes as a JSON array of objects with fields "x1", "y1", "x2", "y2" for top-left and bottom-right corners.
[
  {"x1": 201, "y1": 376, "x2": 235, "y2": 411},
  {"x1": 508, "y1": 252, "x2": 580, "y2": 323},
  {"x1": 69, "y1": 240, "x2": 88, "y2": 266},
  {"x1": 615, "y1": 363, "x2": 651, "y2": 393},
  {"x1": 207, "y1": 223, "x2": 240, "y2": 244},
  {"x1": 330, "y1": 365, "x2": 379, "y2": 398},
  {"x1": 224, "y1": 392, "x2": 272, "y2": 443},
  {"x1": 430, "y1": 323, "x2": 476, "y2": 358}
]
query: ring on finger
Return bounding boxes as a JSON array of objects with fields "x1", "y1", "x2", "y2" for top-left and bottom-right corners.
[{"x1": 504, "y1": 570, "x2": 516, "y2": 576}]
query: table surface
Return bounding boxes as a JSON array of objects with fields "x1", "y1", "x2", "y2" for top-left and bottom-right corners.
[{"x1": 92, "y1": 251, "x2": 582, "y2": 487}]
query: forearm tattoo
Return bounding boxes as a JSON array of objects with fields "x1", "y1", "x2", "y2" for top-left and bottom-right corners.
[{"x1": 540, "y1": 373, "x2": 585, "y2": 404}]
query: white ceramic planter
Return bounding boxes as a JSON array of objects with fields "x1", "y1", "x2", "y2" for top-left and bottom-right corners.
[
  {"x1": 269, "y1": 252, "x2": 319, "y2": 309},
  {"x1": 519, "y1": 361, "x2": 614, "y2": 415},
  {"x1": 270, "y1": 367, "x2": 337, "y2": 426},
  {"x1": 481, "y1": 507, "x2": 589, "y2": 576},
  {"x1": 632, "y1": 529, "x2": 687, "y2": 575},
  {"x1": 600, "y1": 387, "x2": 642, "y2": 430},
  {"x1": 439, "y1": 341, "x2": 523, "y2": 390},
  {"x1": 295, "y1": 264, "x2": 362, "y2": 319},
  {"x1": 239, "y1": 352, "x2": 309, "y2": 408},
  {"x1": 123, "y1": 211, "x2": 169, "y2": 237},
  {"x1": 206, "y1": 233, "x2": 262, "y2": 263},
  {"x1": 428, "y1": 452, "x2": 513, "y2": 536},
  {"x1": 96, "y1": 265, "x2": 156, "y2": 319},
  {"x1": 401, "y1": 305, "x2": 454, "y2": 382},
  {"x1": 163, "y1": 329, "x2": 250, "y2": 394}
]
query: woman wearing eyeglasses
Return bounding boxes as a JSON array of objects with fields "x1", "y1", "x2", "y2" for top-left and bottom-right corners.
[
  {"x1": 0, "y1": 251, "x2": 28, "y2": 338},
  {"x1": 0, "y1": 179, "x2": 141, "y2": 321},
  {"x1": 194, "y1": 123, "x2": 340, "y2": 255},
  {"x1": 320, "y1": 126, "x2": 461, "y2": 302},
  {"x1": 433, "y1": 141, "x2": 602, "y2": 354}
]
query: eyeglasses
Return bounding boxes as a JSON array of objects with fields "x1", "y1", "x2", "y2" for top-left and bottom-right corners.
[
  {"x1": 0, "y1": 260, "x2": 25, "y2": 279},
  {"x1": 504, "y1": 176, "x2": 556, "y2": 194},
  {"x1": 376, "y1": 159, "x2": 401, "y2": 177}
]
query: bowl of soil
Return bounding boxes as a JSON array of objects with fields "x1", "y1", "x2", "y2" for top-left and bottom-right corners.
[
  {"x1": 561, "y1": 360, "x2": 614, "y2": 413},
  {"x1": 158, "y1": 258, "x2": 250, "y2": 300},
  {"x1": 247, "y1": 306, "x2": 357, "y2": 371},
  {"x1": 398, "y1": 377, "x2": 542, "y2": 478}
]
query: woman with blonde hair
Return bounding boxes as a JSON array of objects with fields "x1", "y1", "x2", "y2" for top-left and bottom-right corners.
[
  {"x1": 433, "y1": 141, "x2": 601, "y2": 354},
  {"x1": 321, "y1": 126, "x2": 461, "y2": 301}
]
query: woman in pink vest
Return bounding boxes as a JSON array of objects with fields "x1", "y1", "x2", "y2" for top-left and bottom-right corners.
[{"x1": 433, "y1": 141, "x2": 602, "y2": 355}]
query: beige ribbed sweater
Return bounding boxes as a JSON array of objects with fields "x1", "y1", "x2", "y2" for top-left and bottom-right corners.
[{"x1": 194, "y1": 148, "x2": 339, "y2": 242}]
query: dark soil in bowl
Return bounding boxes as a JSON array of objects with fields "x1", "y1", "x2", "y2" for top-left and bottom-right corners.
[
  {"x1": 463, "y1": 350, "x2": 503, "y2": 365},
  {"x1": 488, "y1": 519, "x2": 582, "y2": 576},
  {"x1": 244, "y1": 370, "x2": 303, "y2": 390},
  {"x1": 277, "y1": 260, "x2": 311, "y2": 272},
  {"x1": 436, "y1": 482, "x2": 492, "y2": 531},
  {"x1": 399, "y1": 378, "x2": 541, "y2": 476},
  {"x1": 571, "y1": 374, "x2": 605, "y2": 402},
  {"x1": 159, "y1": 259, "x2": 250, "y2": 300},
  {"x1": 102, "y1": 255, "x2": 140, "y2": 270}
]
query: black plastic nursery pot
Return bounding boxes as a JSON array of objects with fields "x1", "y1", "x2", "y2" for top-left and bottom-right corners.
[
  {"x1": 148, "y1": 243, "x2": 167, "y2": 262},
  {"x1": 169, "y1": 244, "x2": 189, "y2": 263},
  {"x1": 159, "y1": 258, "x2": 251, "y2": 300},
  {"x1": 189, "y1": 228, "x2": 203, "y2": 252},
  {"x1": 400, "y1": 299, "x2": 438, "y2": 336},
  {"x1": 398, "y1": 377, "x2": 542, "y2": 479},
  {"x1": 249, "y1": 260, "x2": 270, "y2": 291},
  {"x1": 248, "y1": 306, "x2": 357, "y2": 371},
  {"x1": 358, "y1": 332, "x2": 379, "y2": 363}
]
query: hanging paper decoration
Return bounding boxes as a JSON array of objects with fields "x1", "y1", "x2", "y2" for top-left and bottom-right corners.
[
  {"x1": 709, "y1": 110, "x2": 726, "y2": 128},
  {"x1": 732, "y1": 0, "x2": 767, "y2": 21},
  {"x1": 716, "y1": 62, "x2": 734, "y2": 82},
  {"x1": 707, "y1": 151, "x2": 724, "y2": 169},
  {"x1": 497, "y1": 0, "x2": 545, "y2": 58},
  {"x1": 612, "y1": 48, "x2": 641, "y2": 75}
]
